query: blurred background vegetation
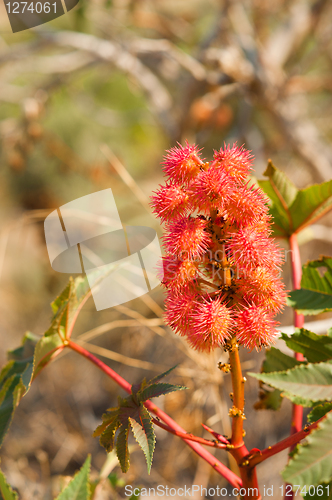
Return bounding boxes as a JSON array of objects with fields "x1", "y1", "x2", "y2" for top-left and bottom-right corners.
[{"x1": 1, "y1": 0, "x2": 332, "y2": 498}]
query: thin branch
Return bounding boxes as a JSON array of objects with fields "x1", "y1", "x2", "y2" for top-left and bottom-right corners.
[
  {"x1": 248, "y1": 413, "x2": 330, "y2": 468},
  {"x1": 151, "y1": 417, "x2": 228, "y2": 449},
  {"x1": 67, "y1": 340, "x2": 242, "y2": 489}
]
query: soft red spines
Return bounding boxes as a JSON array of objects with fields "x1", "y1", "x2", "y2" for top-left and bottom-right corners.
[
  {"x1": 162, "y1": 142, "x2": 203, "y2": 184},
  {"x1": 188, "y1": 296, "x2": 232, "y2": 352},
  {"x1": 226, "y1": 184, "x2": 269, "y2": 227},
  {"x1": 160, "y1": 255, "x2": 199, "y2": 290},
  {"x1": 238, "y1": 266, "x2": 287, "y2": 313},
  {"x1": 234, "y1": 306, "x2": 279, "y2": 351},
  {"x1": 189, "y1": 166, "x2": 233, "y2": 213},
  {"x1": 151, "y1": 183, "x2": 190, "y2": 223},
  {"x1": 164, "y1": 286, "x2": 198, "y2": 336},
  {"x1": 213, "y1": 143, "x2": 253, "y2": 182},
  {"x1": 226, "y1": 226, "x2": 283, "y2": 272},
  {"x1": 163, "y1": 217, "x2": 212, "y2": 260}
]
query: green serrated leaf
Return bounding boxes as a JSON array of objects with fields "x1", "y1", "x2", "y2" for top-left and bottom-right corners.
[
  {"x1": 129, "y1": 406, "x2": 156, "y2": 474},
  {"x1": 282, "y1": 392, "x2": 314, "y2": 407},
  {"x1": 254, "y1": 388, "x2": 283, "y2": 410},
  {"x1": 0, "y1": 333, "x2": 37, "y2": 448},
  {"x1": 307, "y1": 404, "x2": 332, "y2": 424},
  {"x1": 282, "y1": 330, "x2": 332, "y2": 362},
  {"x1": 259, "y1": 162, "x2": 332, "y2": 238},
  {"x1": 47, "y1": 266, "x2": 117, "y2": 341},
  {"x1": 147, "y1": 366, "x2": 178, "y2": 385},
  {"x1": 282, "y1": 412, "x2": 332, "y2": 488},
  {"x1": 7, "y1": 332, "x2": 39, "y2": 361},
  {"x1": 46, "y1": 277, "x2": 88, "y2": 338},
  {"x1": 93, "y1": 412, "x2": 119, "y2": 438},
  {"x1": 249, "y1": 362, "x2": 332, "y2": 405},
  {"x1": 263, "y1": 347, "x2": 303, "y2": 372},
  {"x1": 254, "y1": 347, "x2": 303, "y2": 411},
  {"x1": 0, "y1": 468, "x2": 18, "y2": 500},
  {"x1": 99, "y1": 420, "x2": 121, "y2": 453},
  {"x1": 56, "y1": 455, "x2": 91, "y2": 500},
  {"x1": 32, "y1": 333, "x2": 63, "y2": 380},
  {"x1": 116, "y1": 423, "x2": 130, "y2": 473},
  {"x1": 258, "y1": 161, "x2": 298, "y2": 237},
  {"x1": 138, "y1": 383, "x2": 187, "y2": 403},
  {"x1": 287, "y1": 290, "x2": 332, "y2": 315},
  {"x1": 301, "y1": 257, "x2": 332, "y2": 293},
  {"x1": 287, "y1": 257, "x2": 332, "y2": 315},
  {"x1": 289, "y1": 180, "x2": 332, "y2": 233}
]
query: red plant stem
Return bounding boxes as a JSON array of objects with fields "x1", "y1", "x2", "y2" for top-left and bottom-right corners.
[
  {"x1": 68, "y1": 340, "x2": 242, "y2": 489},
  {"x1": 248, "y1": 414, "x2": 328, "y2": 468},
  {"x1": 286, "y1": 234, "x2": 305, "y2": 499},
  {"x1": 289, "y1": 234, "x2": 305, "y2": 436},
  {"x1": 201, "y1": 423, "x2": 230, "y2": 444},
  {"x1": 151, "y1": 418, "x2": 227, "y2": 449}
]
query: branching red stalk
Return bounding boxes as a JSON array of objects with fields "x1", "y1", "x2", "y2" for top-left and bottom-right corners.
[
  {"x1": 289, "y1": 235, "x2": 305, "y2": 433},
  {"x1": 286, "y1": 233, "x2": 305, "y2": 499},
  {"x1": 248, "y1": 414, "x2": 328, "y2": 468},
  {"x1": 151, "y1": 418, "x2": 227, "y2": 449},
  {"x1": 67, "y1": 340, "x2": 242, "y2": 489},
  {"x1": 201, "y1": 423, "x2": 230, "y2": 444}
]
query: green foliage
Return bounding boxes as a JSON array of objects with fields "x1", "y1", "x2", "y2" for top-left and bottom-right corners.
[
  {"x1": 281, "y1": 330, "x2": 332, "y2": 362},
  {"x1": 0, "y1": 270, "x2": 118, "y2": 449},
  {"x1": 93, "y1": 367, "x2": 187, "y2": 474},
  {"x1": 55, "y1": 456, "x2": 91, "y2": 500},
  {"x1": 258, "y1": 161, "x2": 298, "y2": 237},
  {"x1": 307, "y1": 404, "x2": 332, "y2": 424},
  {"x1": 249, "y1": 361, "x2": 332, "y2": 407},
  {"x1": 282, "y1": 412, "x2": 332, "y2": 489},
  {"x1": 0, "y1": 332, "x2": 37, "y2": 447},
  {"x1": 288, "y1": 257, "x2": 332, "y2": 315},
  {"x1": 262, "y1": 347, "x2": 303, "y2": 372},
  {"x1": 253, "y1": 347, "x2": 302, "y2": 410},
  {"x1": 259, "y1": 162, "x2": 332, "y2": 237},
  {"x1": 0, "y1": 468, "x2": 18, "y2": 500},
  {"x1": 108, "y1": 472, "x2": 125, "y2": 489},
  {"x1": 129, "y1": 405, "x2": 155, "y2": 474}
]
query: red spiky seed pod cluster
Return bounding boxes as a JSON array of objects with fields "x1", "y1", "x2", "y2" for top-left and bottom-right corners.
[{"x1": 151, "y1": 142, "x2": 287, "y2": 352}]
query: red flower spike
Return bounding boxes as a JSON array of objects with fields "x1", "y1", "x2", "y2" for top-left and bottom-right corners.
[
  {"x1": 151, "y1": 183, "x2": 191, "y2": 223},
  {"x1": 235, "y1": 306, "x2": 279, "y2": 351},
  {"x1": 162, "y1": 142, "x2": 203, "y2": 184},
  {"x1": 163, "y1": 217, "x2": 212, "y2": 260},
  {"x1": 151, "y1": 141, "x2": 286, "y2": 353},
  {"x1": 213, "y1": 143, "x2": 253, "y2": 182}
]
